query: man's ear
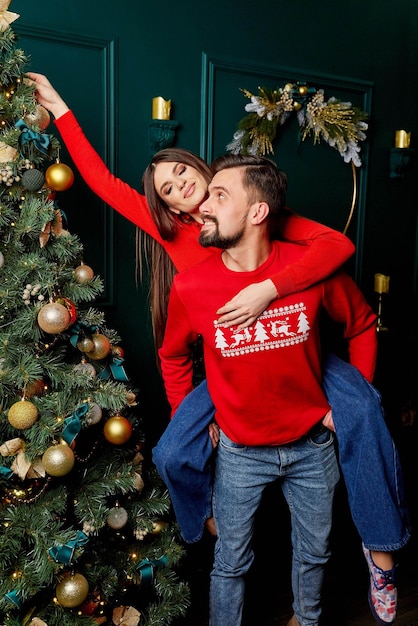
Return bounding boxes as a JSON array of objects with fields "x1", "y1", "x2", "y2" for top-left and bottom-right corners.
[{"x1": 252, "y1": 201, "x2": 269, "y2": 225}]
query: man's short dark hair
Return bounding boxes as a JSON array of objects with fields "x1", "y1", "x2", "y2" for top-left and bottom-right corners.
[{"x1": 210, "y1": 154, "x2": 287, "y2": 233}]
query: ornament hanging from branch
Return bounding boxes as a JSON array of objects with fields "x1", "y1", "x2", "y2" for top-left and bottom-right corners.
[{"x1": 45, "y1": 158, "x2": 74, "y2": 191}]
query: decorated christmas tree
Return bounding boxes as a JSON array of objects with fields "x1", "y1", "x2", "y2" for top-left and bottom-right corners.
[{"x1": 0, "y1": 3, "x2": 189, "y2": 625}]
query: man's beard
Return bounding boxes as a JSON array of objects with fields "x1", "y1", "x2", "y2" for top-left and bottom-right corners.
[{"x1": 199, "y1": 218, "x2": 246, "y2": 249}]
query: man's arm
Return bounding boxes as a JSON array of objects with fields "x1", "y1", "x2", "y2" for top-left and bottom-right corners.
[{"x1": 158, "y1": 283, "x2": 199, "y2": 415}]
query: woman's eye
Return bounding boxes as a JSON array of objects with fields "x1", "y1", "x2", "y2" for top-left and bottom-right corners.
[
  {"x1": 164, "y1": 185, "x2": 173, "y2": 196},
  {"x1": 178, "y1": 165, "x2": 186, "y2": 175}
]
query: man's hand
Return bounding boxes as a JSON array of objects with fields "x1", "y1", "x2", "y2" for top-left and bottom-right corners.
[{"x1": 322, "y1": 410, "x2": 335, "y2": 432}]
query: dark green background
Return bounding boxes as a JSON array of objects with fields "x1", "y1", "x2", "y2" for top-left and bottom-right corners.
[{"x1": 12, "y1": 0, "x2": 418, "y2": 445}]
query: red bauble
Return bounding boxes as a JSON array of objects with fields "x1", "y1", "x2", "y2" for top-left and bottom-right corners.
[
  {"x1": 112, "y1": 345, "x2": 125, "y2": 359},
  {"x1": 56, "y1": 296, "x2": 77, "y2": 325},
  {"x1": 24, "y1": 378, "x2": 46, "y2": 398}
]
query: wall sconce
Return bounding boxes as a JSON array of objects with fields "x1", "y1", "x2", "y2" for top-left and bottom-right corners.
[
  {"x1": 148, "y1": 96, "x2": 179, "y2": 154},
  {"x1": 374, "y1": 273, "x2": 390, "y2": 332},
  {"x1": 390, "y1": 130, "x2": 413, "y2": 179}
]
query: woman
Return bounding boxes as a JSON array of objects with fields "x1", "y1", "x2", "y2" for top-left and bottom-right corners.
[
  {"x1": 29, "y1": 72, "x2": 408, "y2": 625},
  {"x1": 27, "y1": 72, "x2": 355, "y2": 347}
]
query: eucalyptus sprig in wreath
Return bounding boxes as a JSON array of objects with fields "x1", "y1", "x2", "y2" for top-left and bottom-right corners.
[{"x1": 227, "y1": 83, "x2": 368, "y2": 167}]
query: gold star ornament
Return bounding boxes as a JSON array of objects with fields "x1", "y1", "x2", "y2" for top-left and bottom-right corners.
[{"x1": 0, "y1": 0, "x2": 19, "y2": 31}]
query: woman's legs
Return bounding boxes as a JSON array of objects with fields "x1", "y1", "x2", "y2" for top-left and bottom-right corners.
[{"x1": 152, "y1": 380, "x2": 215, "y2": 543}]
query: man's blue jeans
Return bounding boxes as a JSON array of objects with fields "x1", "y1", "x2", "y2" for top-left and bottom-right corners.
[{"x1": 210, "y1": 427, "x2": 340, "y2": 626}]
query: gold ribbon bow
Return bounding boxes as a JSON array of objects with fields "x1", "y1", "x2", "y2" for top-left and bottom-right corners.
[
  {"x1": 40, "y1": 209, "x2": 66, "y2": 248},
  {"x1": 0, "y1": 438, "x2": 45, "y2": 480},
  {"x1": 0, "y1": 141, "x2": 18, "y2": 163},
  {"x1": 112, "y1": 605, "x2": 141, "y2": 626}
]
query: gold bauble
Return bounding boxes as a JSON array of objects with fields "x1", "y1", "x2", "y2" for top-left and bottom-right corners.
[
  {"x1": 8, "y1": 399, "x2": 39, "y2": 429},
  {"x1": 293, "y1": 102, "x2": 302, "y2": 111},
  {"x1": 85, "y1": 333, "x2": 111, "y2": 360},
  {"x1": 103, "y1": 415, "x2": 132, "y2": 445},
  {"x1": 42, "y1": 443, "x2": 75, "y2": 476},
  {"x1": 298, "y1": 85, "x2": 308, "y2": 96},
  {"x1": 56, "y1": 573, "x2": 89, "y2": 608},
  {"x1": 24, "y1": 104, "x2": 51, "y2": 131},
  {"x1": 152, "y1": 519, "x2": 169, "y2": 534},
  {"x1": 76, "y1": 336, "x2": 95, "y2": 353},
  {"x1": 37, "y1": 302, "x2": 71, "y2": 334},
  {"x1": 45, "y1": 162, "x2": 74, "y2": 192},
  {"x1": 73, "y1": 262, "x2": 94, "y2": 284}
]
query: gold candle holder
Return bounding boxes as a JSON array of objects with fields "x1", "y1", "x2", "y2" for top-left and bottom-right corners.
[
  {"x1": 374, "y1": 273, "x2": 390, "y2": 332},
  {"x1": 390, "y1": 130, "x2": 413, "y2": 178},
  {"x1": 374, "y1": 273, "x2": 390, "y2": 294},
  {"x1": 152, "y1": 96, "x2": 171, "y2": 120},
  {"x1": 149, "y1": 97, "x2": 178, "y2": 154},
  {"x1": 394, "y1": 130, "x2": 411, "y2": 149}
]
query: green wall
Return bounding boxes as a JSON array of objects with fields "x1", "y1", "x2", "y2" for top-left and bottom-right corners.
[{"x1": 13, "y1": 0, "x2": 417, "y2": 443}]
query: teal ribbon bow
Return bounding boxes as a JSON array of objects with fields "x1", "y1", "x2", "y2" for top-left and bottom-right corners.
[
  {"x1": 15, "y1": 119, "x2": 50, "y2": 156},
  {"x1": 48, "y1": 530, "x2": 89, "y2": 564},
  {"x1": 136, "y1": 555, "x2": 168, "y2": 585},
  {"x1": 62, "y1": 402, "x2": 89, "y2": 445},
  {"x1": 0, "y1": 466, "x2": 13, "y2": 479},
  {"x1": 70, "y1": 321, "x2": 98, "y2": 349},
  {"x1": 99, "y1": 356, "x2": 129, "y2": 382},
  {"x1": 5, "y1": 590, "x2": 21, "y2": 607}
]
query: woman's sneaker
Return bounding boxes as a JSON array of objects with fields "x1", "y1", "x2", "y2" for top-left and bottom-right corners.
[{"x1": 362, "y1": 544, "x2": 397, "y2": 624}]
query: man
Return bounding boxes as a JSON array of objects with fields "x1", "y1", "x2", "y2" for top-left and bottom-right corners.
[{"x1": 159, "y1": 154, "x2": 377, "y2": 626}]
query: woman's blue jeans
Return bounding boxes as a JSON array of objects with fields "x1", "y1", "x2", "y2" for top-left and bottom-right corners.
[{"x1": 210, "y1": 428, "x2": 340, "y2": 626}]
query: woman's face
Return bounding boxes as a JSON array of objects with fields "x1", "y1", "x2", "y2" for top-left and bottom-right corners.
[{"x1": 153, "y1": 160, "x2": 209, "y2": 219}]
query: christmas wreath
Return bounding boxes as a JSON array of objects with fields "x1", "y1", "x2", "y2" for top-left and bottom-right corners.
[{"x1": 227, "y1": 83, "x2": 368, "y2": 167}]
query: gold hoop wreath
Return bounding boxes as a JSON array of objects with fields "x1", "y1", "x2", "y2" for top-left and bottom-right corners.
[{"x1": 227, "y1": 84, "x2": 368, "y2": 234}]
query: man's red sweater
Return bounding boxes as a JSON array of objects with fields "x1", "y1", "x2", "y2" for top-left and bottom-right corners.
[{"x1": 159, "y1": 242, "x2": 377, "y2": 446}]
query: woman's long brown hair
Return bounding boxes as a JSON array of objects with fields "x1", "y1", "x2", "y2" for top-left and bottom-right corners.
[{"x1": 138, "y1": 148, "x2": 212, "y2": 361}]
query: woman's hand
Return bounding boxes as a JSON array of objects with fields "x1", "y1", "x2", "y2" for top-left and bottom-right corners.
[
  {"x1": 25, "y1": 72, "x2": 70, "y2": 119},
  {"x1": 216, "y1": 279, "x2": 278, "y2": 329},
  {"x1": 208, "y1": 422, "x2": 220, "y2": 448}
]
